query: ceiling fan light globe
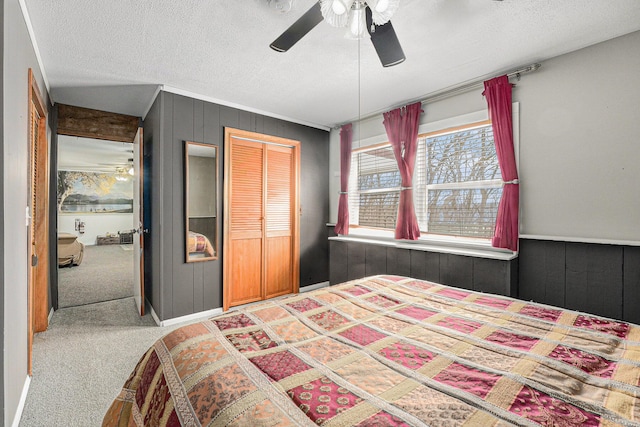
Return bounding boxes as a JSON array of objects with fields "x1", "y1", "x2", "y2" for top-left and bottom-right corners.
[
  {"x1": 376, "y1": 0, "x2": 391, "y2": 12},
  {"x1": 365, "y1": 0, "x2": 387, "y2": 13},
  {"x1": 267, "y1": 0, "x2": 293, "y2": 13},
  {"x1": 331, "y1": 0, "x2": 347, "y2": 15},
  {"x1": 320, "y1": 0, "x2": 353, "y2": 27},
  {"x1": 367, "y1": 0, "x2": 399, "y2": 25},
  {"x1": 345, "y1": 4, "x2": 369, "y2": 39}
]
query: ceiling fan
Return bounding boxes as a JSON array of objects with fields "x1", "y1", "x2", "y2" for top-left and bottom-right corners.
[{"x1": 270, "y1": 0, "x2": 406, "y2": 67}]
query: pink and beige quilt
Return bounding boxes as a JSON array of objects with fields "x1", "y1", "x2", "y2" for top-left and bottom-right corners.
[
  {"x1": 187, "y1": 231, "x2": 215, "y2": 257},
  {"x1": 103, "y1": 275, "x2": 640, "y2": 426}
]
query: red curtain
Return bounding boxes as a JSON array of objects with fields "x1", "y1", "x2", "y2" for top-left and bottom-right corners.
[
  {"x1": 383, "y1": 102, "x2": 423, "y2": 240},
  {"x1": 483, "y1": 75, "x2": 519, "y2": 251},
  {"x1": 335, "y1": 124, "x2": 353, "y2": 235}
]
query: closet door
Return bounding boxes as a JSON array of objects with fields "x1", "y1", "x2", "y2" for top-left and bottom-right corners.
[
  {"x1": 265, "y1": 144, "x2": 297, "y2": 299},
  {"x1": 224, "y1": 128, "x2": 300, "y2": 310},
  {"x1": 226, "y1": 138, "x2": 264, "y2": 307}
]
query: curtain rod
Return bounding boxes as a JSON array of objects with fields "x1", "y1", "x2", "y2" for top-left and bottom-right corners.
[{"x1": 336, "y1": 63, "x2": 541, "y2": 129}]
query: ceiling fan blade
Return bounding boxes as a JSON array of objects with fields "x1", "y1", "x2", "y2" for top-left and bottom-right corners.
[
  {"x1": 366, "y1": 6, "x2": 406, "y2": 67},
  {"x1": 270, "y1": 2, "x2": 323, "y2": 52}
]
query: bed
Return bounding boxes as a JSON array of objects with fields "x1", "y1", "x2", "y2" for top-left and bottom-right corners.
[
  {"x1": 103, "y1": 275, "x2": 640, "y2": 426},
  {"x1": 187, "y1": 231, "x2": 215, "y2": 258},
  {"x1": 57, "y1": 232, "x2": 84, "y2": 266}
]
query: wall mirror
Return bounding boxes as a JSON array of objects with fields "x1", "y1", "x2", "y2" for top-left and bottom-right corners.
[{"x1": 185, "y1": 141, "x2": 218, "y2": 262}]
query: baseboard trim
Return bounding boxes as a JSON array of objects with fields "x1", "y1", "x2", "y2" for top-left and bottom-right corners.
[
  {"x1": 148, "y1": 304, "x2": 162, "y2": 326},
  {"x1": 148, "y1": 304, "x2": 224, "y2": 328},
  {"x1": 11, "y1": 375, "x2": 31, "y2": 427},
  {"x1": 300, "y1": 281, "x2": 330, "y2": 293},
  {"x1": 147, "y1": 282, "x2": 329, "y2": 327},
  {"x1": 48, "y1": 307, "x2": 54, "y2": 323}
]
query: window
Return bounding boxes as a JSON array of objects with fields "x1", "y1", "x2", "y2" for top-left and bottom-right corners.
[
  {"x1": 349, "y1": 121, "x2": 503, "y2": 239},
  {"x1": 350, "y1": 146, "x2": 400, "y2": 229}
]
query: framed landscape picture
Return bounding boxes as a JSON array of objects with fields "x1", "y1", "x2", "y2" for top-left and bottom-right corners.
[{"x1": 57, "y1": 171, "x2": 133, "y2": 214}]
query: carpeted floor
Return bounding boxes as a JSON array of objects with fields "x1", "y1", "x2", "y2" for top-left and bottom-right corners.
[
  {"x1": 20, "y1": 298, "x2": 184, "y2": 426},
  {"x1": 58, "y1": 244, "x2": 134, "y2": 308},
  {"x1": 20, "y1": 279, "x2": 313, "y2": 425}
]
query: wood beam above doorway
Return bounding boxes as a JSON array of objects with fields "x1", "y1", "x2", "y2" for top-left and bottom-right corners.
[{"x1": 57, "y1": 104, "x2": 140, "y2": 143}]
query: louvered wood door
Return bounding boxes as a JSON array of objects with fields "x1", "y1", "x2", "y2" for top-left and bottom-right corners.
[
  {"x1": 27, "y1": 69, "x2": 49, "y2": 375},
  {"x1": 30, "y1": 110, "x2": 49, "y2": 333},
  {"x1": 224, "y1": 129, "x2": 300, "y2": 310},
  {"x1": 227, "y1": 138, "x2": 264, "y2": 307},
  {"x1": 264, "y1": 144, "x2": 295, "y2": 299}
]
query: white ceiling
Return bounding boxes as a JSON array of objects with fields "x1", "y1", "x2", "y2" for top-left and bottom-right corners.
[
  {"x1": 24, "y1": 0, "x2": 640, "y2": 129},
  {"x1": 58, "y1": 135, "x2": 134, "y2": 173}
]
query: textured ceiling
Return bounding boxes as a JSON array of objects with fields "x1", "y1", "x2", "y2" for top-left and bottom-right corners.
[
  {"x1": 24, "y1": 0, "x2": 640, "y2": 129},
  {"x1": 58, "y1": 135, "x2": 134, "y2": 173}
]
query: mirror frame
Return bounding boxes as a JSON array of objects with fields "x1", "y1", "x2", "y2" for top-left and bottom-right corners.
[{"x1": 185, "y1": 141, "x2": 218, "y2": 263}]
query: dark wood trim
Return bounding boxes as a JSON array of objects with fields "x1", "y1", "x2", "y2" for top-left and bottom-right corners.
[{"x1": 57, "y1": 103, "x2": 139, "y2": 143}]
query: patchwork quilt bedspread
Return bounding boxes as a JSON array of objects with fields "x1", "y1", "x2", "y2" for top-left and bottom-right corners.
[
  {"x1": 187, "y1": 231, "x2": 215, "y2": 257},
  {"x1": 103, "y1": 275, "x2": 640, "y2": 426}
]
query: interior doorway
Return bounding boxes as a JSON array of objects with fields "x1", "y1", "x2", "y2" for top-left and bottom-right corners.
[
  {"x1": 50, "y1": 104, "x2": 144, "y2": 314},
  {"x1": 56, "y1": 135, "x2": 138, "y2": 308}
]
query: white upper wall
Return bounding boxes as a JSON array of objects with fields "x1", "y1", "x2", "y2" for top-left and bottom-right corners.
[
  {"x1": 329, "y1": 30, "x2": 640, "y2": 244},
  {"x1": 516, "y1": 31, "x2": 640, "y2": 242},
  {"x1": 58, "y1": 213, "x2": 134, "y2": 247}
]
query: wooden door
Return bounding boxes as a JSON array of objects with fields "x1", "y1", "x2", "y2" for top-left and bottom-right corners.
[
  {"x1": 28, "y1": 69, "x2": 49, "y2": 374},
  {"x1": 264, "y1": 144, "x2": 298, "y2": 299},
  {"x1": 132, "y1": 127, "x2": 145, "y2": 315},
  {"x1": 223, "y1": 128, "x2": 300, "y2": 310},
  {"x1": 226, "y1": 138, "x2": 264, "y2": 308}
]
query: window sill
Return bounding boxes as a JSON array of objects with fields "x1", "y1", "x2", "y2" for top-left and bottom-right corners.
[{"x1": 327, "y1": 226, "x2": 517, "y2": 261}]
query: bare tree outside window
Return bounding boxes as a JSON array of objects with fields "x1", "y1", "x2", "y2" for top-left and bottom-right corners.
[
  {"x1": 423, "y1": 125, "x2": 502, "y2": 238},
  {"x1": 352, "y1": 147, "x2": 401, "y2": 228},
  {"x1": 350, "y1": 122, "x2": 502, "y2": 239}
]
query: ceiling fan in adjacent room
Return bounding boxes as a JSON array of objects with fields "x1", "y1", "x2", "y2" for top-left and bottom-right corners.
[{"x1": 270, "y1": 0, "x2": 406, "y2": 67}]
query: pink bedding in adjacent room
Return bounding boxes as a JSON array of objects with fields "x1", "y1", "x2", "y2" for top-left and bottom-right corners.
[{"x1": 187, "y1": 231, "x2": 215, "y2": 257}]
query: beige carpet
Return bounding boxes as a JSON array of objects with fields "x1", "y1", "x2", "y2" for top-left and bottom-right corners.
[
  {"x1": 58, "y1": 244, "x2": 134, "y2": 308},
  {"x1": 20, "y1": 298, "x2": 186, "y2": 426}
]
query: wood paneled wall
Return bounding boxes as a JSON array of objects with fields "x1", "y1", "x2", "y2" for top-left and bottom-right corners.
[
  {"x1": 329, "y1": 239, "x2": 518, "y2": 297},
  {"x1": 330, "y1": 238, "x2": 640, "y2": 323},
  {"x1": 143, "y1": 91, "x2": 330, "y2": 321},
  {"x1": 519, "y1": 239, "x2": 640, "y2": 323}
]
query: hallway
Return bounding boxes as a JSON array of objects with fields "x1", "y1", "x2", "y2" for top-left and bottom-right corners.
[{"x1": 20, "y1": 298, "x2": 172, "y2": 426}]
